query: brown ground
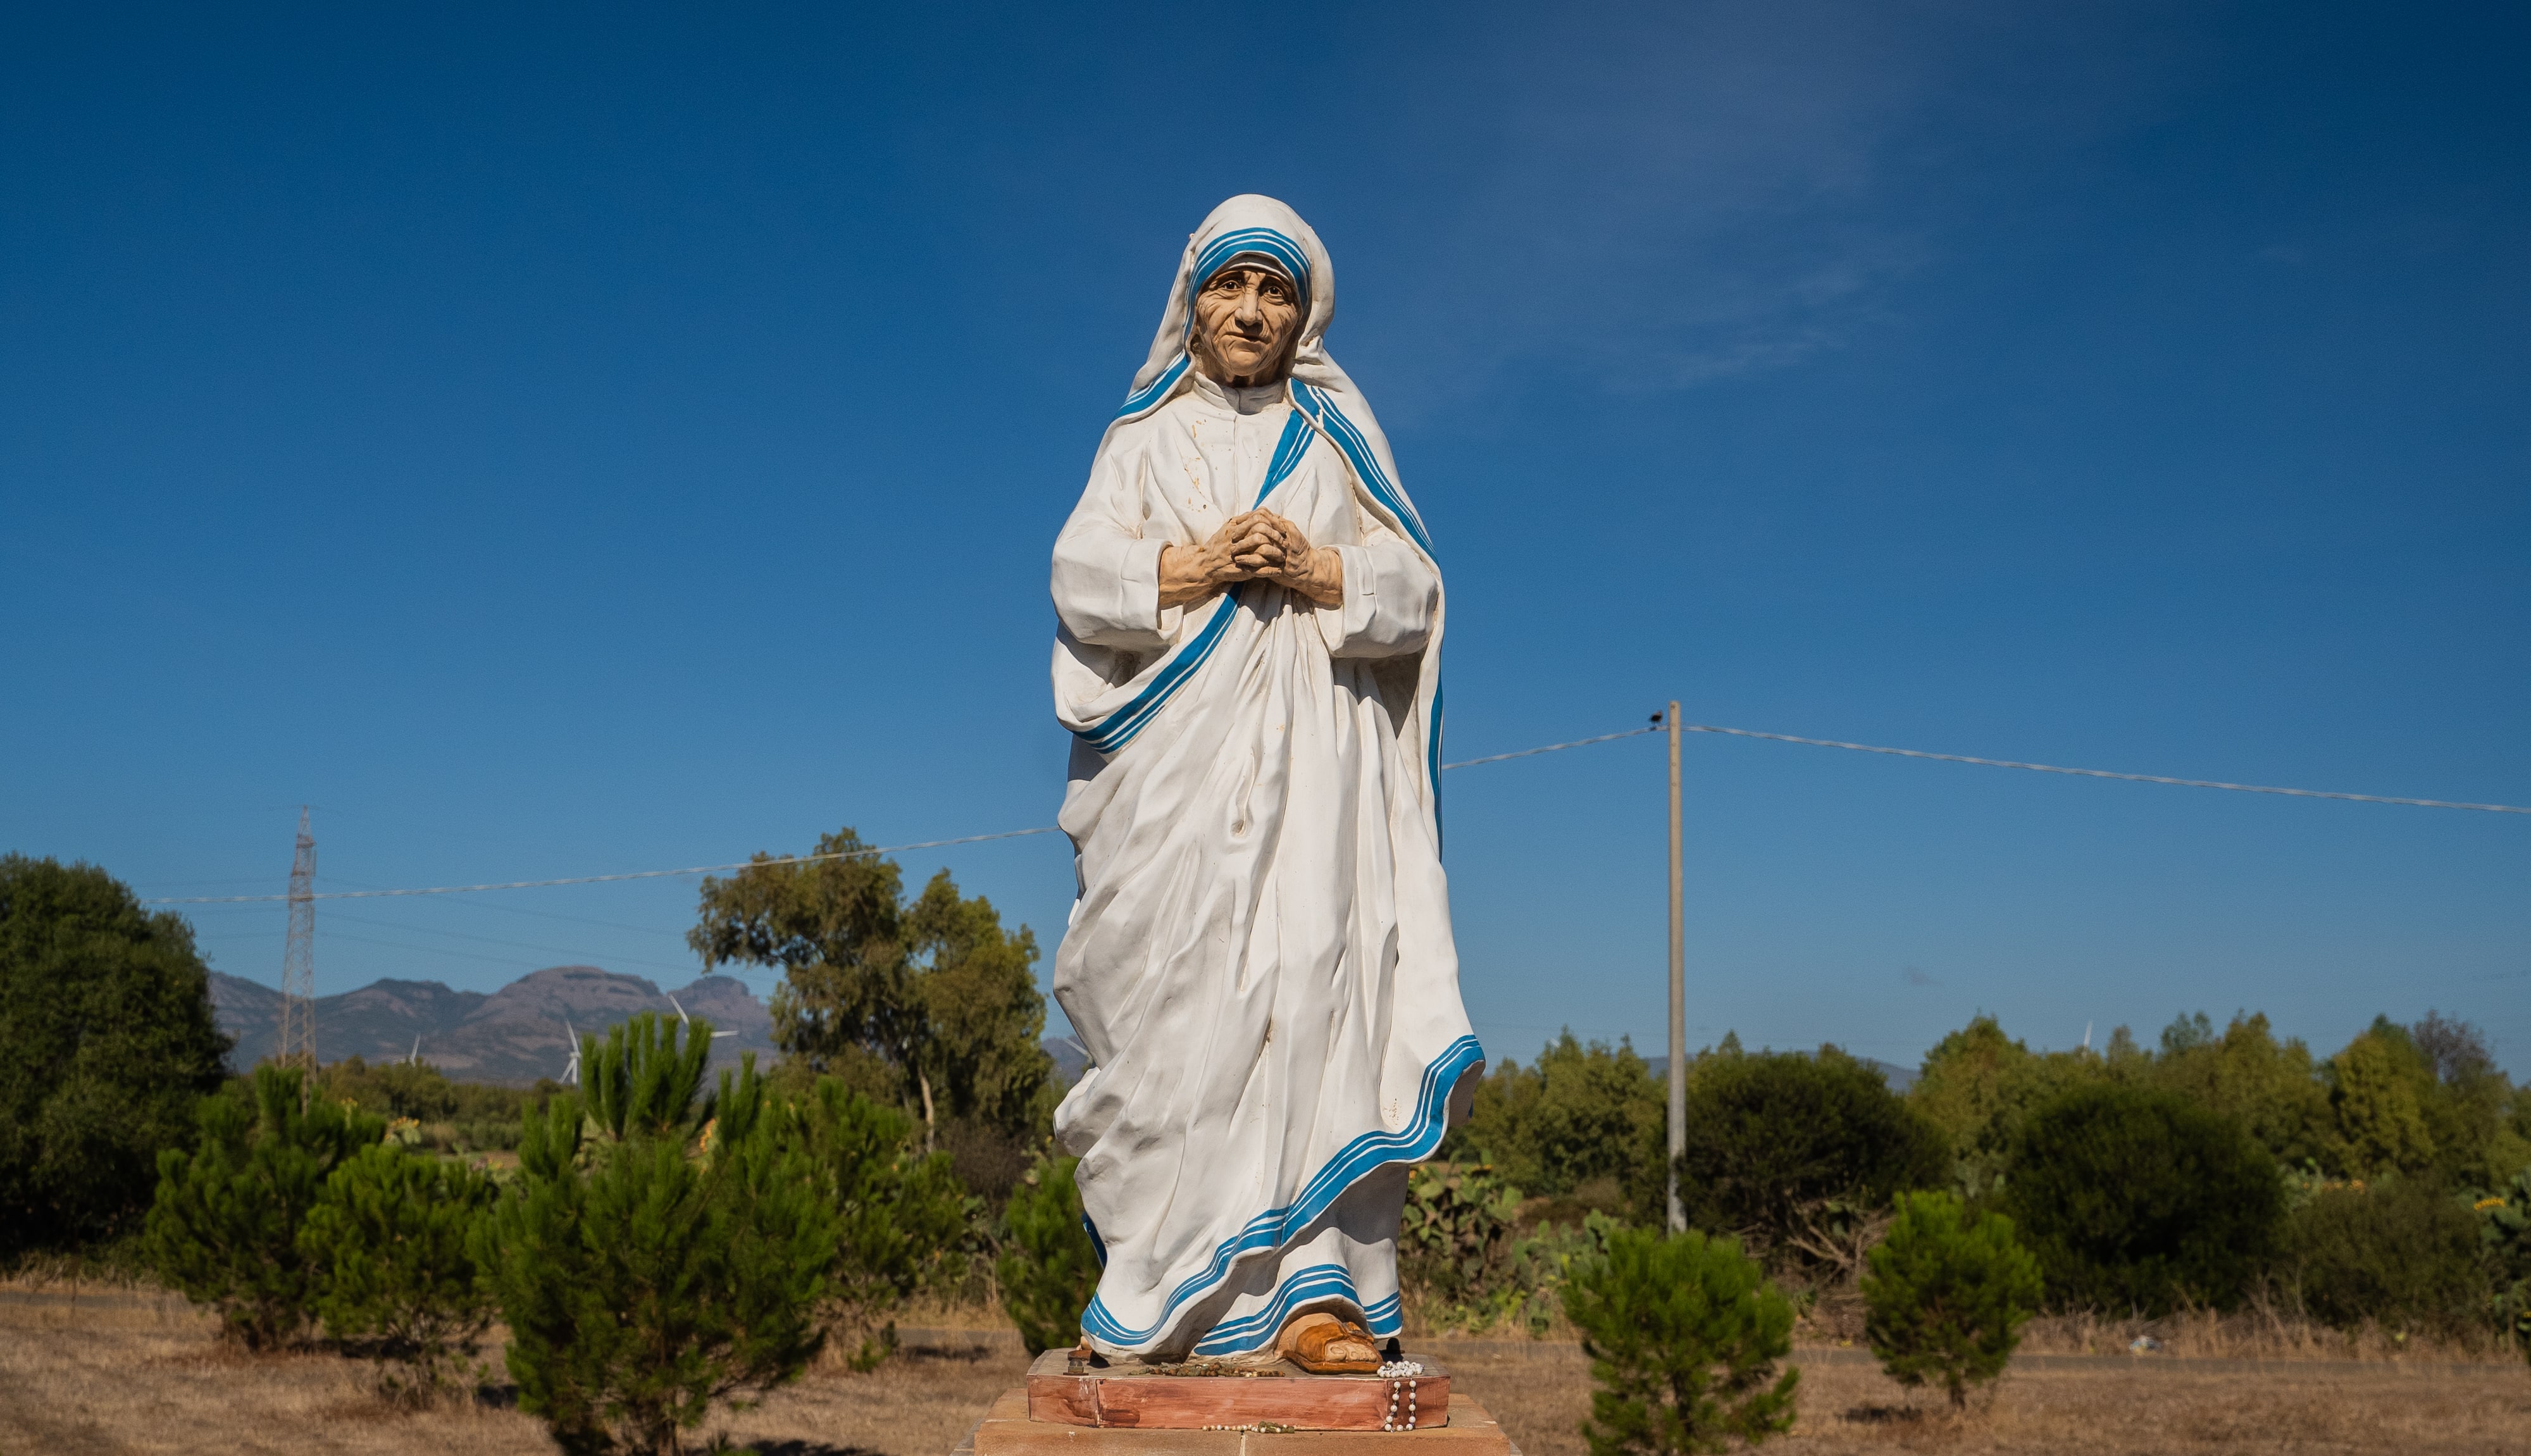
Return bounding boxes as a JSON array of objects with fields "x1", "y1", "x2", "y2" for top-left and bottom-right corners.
[{"x1": 3, "y1": 1291, "x2": 2527, "y2": 1456}]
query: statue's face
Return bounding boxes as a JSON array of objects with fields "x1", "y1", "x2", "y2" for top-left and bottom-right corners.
[{"x1": 1189, "y1": 265, "x2": 1301, "y2": 387}]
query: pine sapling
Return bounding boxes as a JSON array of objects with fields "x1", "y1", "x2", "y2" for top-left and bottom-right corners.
[
  {"x1": 299, "y1": 1142, "x2": 496, "y2": 1402},
  {"x1": 144, "y1": 1064, "x2": 385, "y2": 1349},
  {"x1": 478, "y1": 1014, "x2": 839, "y2": 1455},
  {"x1": 997, "y1": 1153, "x2": 1101, "y2": 1355},
  {"x1": 1861, "y1": 1190, "x2": 2044, "y2": 1410},
  {"x1": 1560, "y1": 1227, "x2": 1799, "y2": 1456}
]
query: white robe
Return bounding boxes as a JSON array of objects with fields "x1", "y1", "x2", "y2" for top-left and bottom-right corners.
[{"x1": 1048, "y1": 351, "x2": 1481, "y2": 1357}]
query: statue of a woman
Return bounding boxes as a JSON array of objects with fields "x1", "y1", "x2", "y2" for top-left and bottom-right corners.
[{"x1": 1048, "y1": 195, "x2": 1483, "y2": 1366}]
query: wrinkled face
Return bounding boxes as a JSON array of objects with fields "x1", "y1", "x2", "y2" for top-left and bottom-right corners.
[{"x1": 1189, "y1": 264, "x2": 1302, "y2": 387}]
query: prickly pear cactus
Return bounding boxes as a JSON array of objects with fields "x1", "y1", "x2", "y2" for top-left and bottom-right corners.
[{"x1": 2480, "y1": 1169, "x2": 2531, "y2": 1366}]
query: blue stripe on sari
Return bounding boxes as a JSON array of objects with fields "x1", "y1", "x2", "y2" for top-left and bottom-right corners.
[
  {"x1": 1186, "y1": 1263, "x2": 1408, "y2": 1355},
  {"x1": 1078, "y1": 1033, "x2": 1484, "y2": 1348},
  {"x1": 1257, "y1": 409, "x2": 1312, "y2": 507},
  {"x1": 1118, "y1": 354, "x2": 1190, "y2": 418},
  {"x1": 1072, "y1": 594, "x2": 1239, "y2": 755},
  {"x1": 1288, "y1": 380, "x2": 1435, "y2": 557}
]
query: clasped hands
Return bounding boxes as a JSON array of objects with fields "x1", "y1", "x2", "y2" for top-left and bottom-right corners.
[{"x1": 1157, "y1": 510, "x2": 1344, "y2": 610}]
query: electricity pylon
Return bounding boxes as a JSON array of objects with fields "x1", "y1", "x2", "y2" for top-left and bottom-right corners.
[{"x1": 277, "y1": 807, "x2": 317, "y2": 1071}]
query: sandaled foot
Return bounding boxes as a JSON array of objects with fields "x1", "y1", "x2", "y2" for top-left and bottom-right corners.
[{"x1": 1277, "y1": 1311, "x2": 1381, "y2": 1373}]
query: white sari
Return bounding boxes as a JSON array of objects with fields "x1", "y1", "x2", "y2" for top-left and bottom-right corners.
[{"x1": 1047, "y1": 196, "x2": 1481, "y2": 1358}]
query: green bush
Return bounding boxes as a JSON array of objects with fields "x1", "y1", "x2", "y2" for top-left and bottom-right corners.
[
  {"x1": 2285, "y1": 1181, "x2": 2484, "y2": 1336},
  {"x1": 1402, "y1": 1160, "x2": 1527, "y2": 1316},
  {"x1": 2484, "y1": 1169, "x2": 2531, "y2": 1364},
  {"x1": 1, "y1": 855, "x2": 233, "y2": 1258},
  {"x1": 299, "y1": 1143, "x2": 496, "y2": 1399},
  {"x1": 142, "y1": 1064, "x2": 387, "y2": 1348},
  {"x1": 478, "y1": 1014, "x2": 840, "y2": 1456},
  {"x1": 1861, "y1": 1191, "x2": 2042, "y2": 1409},
  {"x1": 2000, "y1": 1083, "x2": 2282, "y2": 1314},
  {"x1": 1440, "y1": 1031, "x2": 1668, "y2": 1216},
  {"x1": 1676, "y1": 1047, "x2": 1948, "y2": 1264},
  {"x1": 313, "y1": 1057, "x2": 554, "y2": 1150},
  {"x1": 1400, "y1": 1160, "x2": 1614, "y2": 1335},
  {"x1": 997, "y1": 1153, "x2": 1100, "y2": 1355},
  {"x1": 790, "y1": 1076, "x2": 969, "y2": 1369},
  {"x1": 1561, "y1": 1227, "x2": 1799, "y2": 1456}
]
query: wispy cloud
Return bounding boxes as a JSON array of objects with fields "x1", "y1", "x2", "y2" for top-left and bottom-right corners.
[{"x1": 1353, "y1": 3, "x2": 2195, "y2": 401}]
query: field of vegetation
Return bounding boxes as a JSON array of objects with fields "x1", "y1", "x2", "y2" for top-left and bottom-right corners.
[{"x1": 8, "y1": 842, "x2": 2531, "y2": 1454}]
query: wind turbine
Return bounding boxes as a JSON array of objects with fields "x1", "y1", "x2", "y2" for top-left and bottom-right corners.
[
  {"x1": 2082, "y1": 1021, "x2": 2094, "y2": 1054},
  {"x1": 406, "y1": 1035, "x2": 423, "y2": 1067},
  {"x1": 560, "y1": 1020, "x2": 582, "y2": 1085},
  {"x1": 669, "y1": 993, "x2": 737, "y2": 1040}
]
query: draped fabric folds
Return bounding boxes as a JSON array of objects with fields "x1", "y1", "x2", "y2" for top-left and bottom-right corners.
[{"x1": 1047, "y1": 196, "x2": 1481, "y2": 1358}]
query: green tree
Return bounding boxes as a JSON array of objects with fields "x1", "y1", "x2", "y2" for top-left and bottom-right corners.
[
  {"x1": 1860, "y1": 1191, "x2": 2043, "y2": 1410},
  {"x1": 143, "y1": 1064, "x2": 386, "y2": 1348},
  {"x1": 478, "y1": 1015, "x2": 839, "y2": 1455},
  {"x1": 1999, "y1": 1083, "x2": 2282, "y2": 1313},
  {"x1": 2327, "y1": 1030, "x2": 2439, "y2": 1181},
  {"x1": 788, "y1": 1077, "x2": 969, "y2": 1369},
  {"x1": 1675, "y1": 1047, "x2": 1948, "y2": 1266},
  {"x1": 1440, "y1": 1031, "x2": 1666, "y2": 1216},
  {"x1": 2382, "y1": 1013, "x2": 2528, "y2": 1190},
  {"x1": 2285, "y1": 1181, "x2": 2484, "y2": 1337},
  {"x1": 1908, "y1": 1016, "x2": 2105, "y2": 1200},
  {"x1": 0, "y1": 855, "x2": 232, "y2": 1257},
  {"x1": 299, "y1": 1143, "x2": 497, "y2": 1400},
  {"x1": 997, "y1": 1152, "x2": 1101, "y2": 1355},
  {"x1": 2139, "y1": 1012, "x2": 2334, "y2": 1171},
  {"x1": 688, "y1": 829, "x2": 1055, "y2": 1149},
  {"x1": 1562, "y1": 1227, "x2": 1799, "y2": 1455}
]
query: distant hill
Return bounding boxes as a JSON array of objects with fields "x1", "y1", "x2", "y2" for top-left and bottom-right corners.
[
  {"x1": 1044, "y1": 1034, "x2": 1090, "y2": 1086},
  {"x1": 211, "y1": 964, "x2": 778, "y2": 1086}
]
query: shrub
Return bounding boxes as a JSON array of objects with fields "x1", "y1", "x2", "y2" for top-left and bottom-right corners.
[
  {"x1": 1861, "y1": 1191, "x2": 2043, "y2": 1409},
  {"x1": 790, "y1": 1077, "x2": 969, "y2": 1369},
  {"x1": 1402, "y1": 1160, "x2": 1527, "y2": 1316},
  {"x1": 997, "y1": 1153, "x2": 1100, "y2": 1355},
  {"x1": 2000, "y1": 1083, "x2": 2282, "y2": 1313},
  {"x1": 1676, "y1": 1047, "x2": 1948, "y2": 1265},
  {"x1": 299, "y1": 1143, "x2": 496, "y2": 1400},
  {"x1": 1440, "y1": 1031, "x2": 1668, "y2": 1216},
  {"x1": 1562, "y1": 1227, "x2": 1798, "y2": 1456},
  {"x1": 478, "y1": 1014, "x2": 840, "y2": 1456},
  {"x1": 2484, "y1": 1169, "x2": 2531, "y2": 1364},
  {"x1": 2285, "y1": 1180, "x2": 2484, "y2": 1336},
  {"x1": 1400, "y1": 1160, "x2": 1614, "y2": 1335},
  {"x1": 143, "y1": 1064, "x2": 387, "y2": 1348},
  {"x1": 0, "y1": 856, "x2": 232, "y2": 1257}
]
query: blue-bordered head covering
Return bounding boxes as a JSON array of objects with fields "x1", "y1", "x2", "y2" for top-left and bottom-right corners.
[
  {"x1": 1120, "y1": 195, "x2": 1332, "y2": 413},
  {"x1": 1111, "y1": 196, "x2": 1433, "y2": 561}
]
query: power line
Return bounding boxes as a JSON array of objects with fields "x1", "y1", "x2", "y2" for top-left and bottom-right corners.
[
  {"x1": 1440, "y1": 726, "x2": 1660, "y2": 768},
  {"x1": 147, "y1": 826, "x2": 1066, "y2": 904},
  {"x1": 143, "y1": 718, "x2": 2527, "y2": 907},
  {"x1": 1676, "y1": 723, "x2": 2531, "y2": 814}
]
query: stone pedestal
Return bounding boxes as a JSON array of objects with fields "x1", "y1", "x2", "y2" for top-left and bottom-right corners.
[{"x1": 954, "y1": 1352, "x2": 1519, "y2": 1456}]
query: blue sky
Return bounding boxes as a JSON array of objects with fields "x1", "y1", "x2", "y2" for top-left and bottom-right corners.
[{"x1": 5, "y1": 3, "x2": 2525, "y2": 1073}]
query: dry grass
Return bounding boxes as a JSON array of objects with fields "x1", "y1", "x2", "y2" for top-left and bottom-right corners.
[
  {"x1": 6, "y1": 1290, "x2": 2528, "y2": 1456},
  {"x1": 1436, "y1": 1341, "x2": 2531, "y2": 1456},
  {"x1": 0, "y1": 1289, "x2": 1028, "y2": 1456}
]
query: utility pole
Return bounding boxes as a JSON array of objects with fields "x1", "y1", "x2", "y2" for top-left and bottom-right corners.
[
  {"x1": 278, "y1": 807, "x2": 317, "y2": 1072},
  {"x1": 1666, "y1": 701, "x2": 1686, "y2": 1233}
]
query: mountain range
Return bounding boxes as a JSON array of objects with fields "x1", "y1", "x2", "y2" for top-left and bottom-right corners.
[{"x1": 209, "y1": 964, "x2": 778, "y2": 1086}]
